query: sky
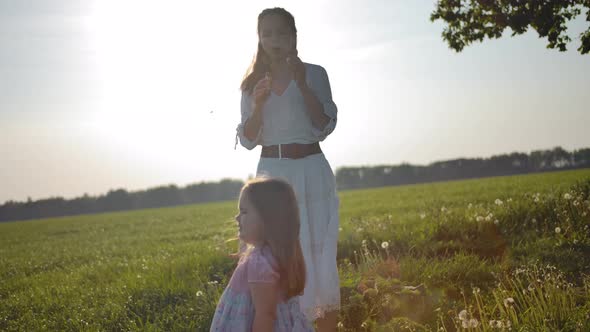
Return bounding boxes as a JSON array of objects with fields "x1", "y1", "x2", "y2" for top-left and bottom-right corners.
[{"x1": 1, "y1": 0, "x2": 589, "y2": 203}]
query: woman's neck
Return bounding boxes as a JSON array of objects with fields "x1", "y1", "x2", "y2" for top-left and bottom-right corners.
[{"x1": 270, "y1": 60, "x2": 290, "y2": 77}]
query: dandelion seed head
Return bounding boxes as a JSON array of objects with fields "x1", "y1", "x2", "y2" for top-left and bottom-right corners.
[
  {"x1": 458, "y1": 309, "x2": 468, "y2": 321},
  {"x1": 555, "y1": 227, "x2": 561, "y2": 234},
  {"x1": 381, "y1": 241, "x2": 389, "y2": 249},
  {"x1": 503, "y1": 297, "x2": 515, "y2": 308}
]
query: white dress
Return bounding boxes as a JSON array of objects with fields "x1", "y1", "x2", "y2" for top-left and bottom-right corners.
[{"x1": 235, "y1": 63, "x2": 340, "y2": 321}]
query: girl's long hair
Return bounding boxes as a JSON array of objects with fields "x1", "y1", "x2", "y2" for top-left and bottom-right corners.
[
  {"x1": 240, "y1": 7, "x2": 297, "y2": 94},
  {"x1": 241, "y1": 177, "x2": 306, "y2": 299}
]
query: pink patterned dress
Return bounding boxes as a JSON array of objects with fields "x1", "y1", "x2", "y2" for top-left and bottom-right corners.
[{"x1": 209, "y1": 246, "x2": 313, "y2": 331}]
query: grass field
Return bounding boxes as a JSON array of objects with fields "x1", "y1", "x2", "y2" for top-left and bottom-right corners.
[{"x1": 1, "y1": 169, "x2": 589, "y2": 331}]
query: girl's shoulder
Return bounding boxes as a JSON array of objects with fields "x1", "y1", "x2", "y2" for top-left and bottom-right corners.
[
  {"x1": 249, "y1": 245, "x2": 278, "y2": 267},
  {"x1": 303, "y1": 62, "x2": 327, "y2": 74},
  {"x1": 245, "y1": 245, "x2": 280, "y2": 283}
]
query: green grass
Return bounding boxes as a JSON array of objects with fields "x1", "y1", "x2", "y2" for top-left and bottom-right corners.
[{"x1": 1, "y1": 169, "x2": 589, "y2": 331}]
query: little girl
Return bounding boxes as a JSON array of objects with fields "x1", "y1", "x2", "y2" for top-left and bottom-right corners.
[{"x1": 209, "y1": 177, "x2": 313, "y2": 331}]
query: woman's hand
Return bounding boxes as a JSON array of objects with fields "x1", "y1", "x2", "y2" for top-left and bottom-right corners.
[
  {"x1": 252, "y1": 72, "x2": 272, "y2": 110},
  {"x1": 287, "y1": 51, "x2": 306, "y2": 89}
]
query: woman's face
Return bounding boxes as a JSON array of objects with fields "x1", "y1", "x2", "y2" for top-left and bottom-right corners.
[
  {"x1": 258, "y1": 14, "x2": 296, "y2": 62},
  {"x1": 235, "y1": 191, "x2": 264, "y2": 245}
]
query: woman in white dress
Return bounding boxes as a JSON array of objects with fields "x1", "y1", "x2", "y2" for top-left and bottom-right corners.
[{"x1": 235, "y1": 7, "x2": 340, "y2": 331}]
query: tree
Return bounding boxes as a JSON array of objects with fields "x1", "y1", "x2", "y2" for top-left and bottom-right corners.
[{"x1": 431, "y1": 0, "x2": 590, "y2": 54}]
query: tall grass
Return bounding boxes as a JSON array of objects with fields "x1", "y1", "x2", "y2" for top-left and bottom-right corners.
[{"x1": 1, "y1": 169, "x2": 589, "y2": 331}]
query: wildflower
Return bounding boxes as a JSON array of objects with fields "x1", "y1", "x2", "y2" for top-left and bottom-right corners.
[
  {"x1": 485, "y1": 213, "x2": 493, "y2": 222},
  {"x1": 458, "y1": 309, "x2": 468, "y2": 321},
  {"x1": 503, "y1": 297, "x2": 515, "y2": 308},
  {"x1": 381, "y1": 241, "x2": 389, "y2": 249},
  {"x1": 495, "y1": 199, "x2": 503, "y2": 206},
  {"x1": 462, "y1": 318, "x2": 479, "y2": 328},
  {"x1": 208, "y1": 280, "x2": 218, "y2": 285},
  {"x1": 494, "y1": 219, "x2": 499, "y2": 225},
  {"x1": 476, "y1": 216, "x2": 484, "y2": 222},
  {"x1": 472, "y1": 287, "x2": 480, "y2": 294},
  {"x1": 357, "y1": 227, "x2": 363, "y2": 233},
  {"x1": 420, "y1": 213, "x2": 426, "y2": 219},
  {"x1": 555, "y1": 227, "x2": 561, "y2": 234},
  {"x1": 362, "y1": 239, "x2": 367, "y2": 245},
  {"x1": 196, "y1": 291, "x2": 203, "y2": 297},
  {"x1": 574, "y1": 200, "x2": 580, "y2": 207},
  {"x1": 531, "y1": 218, "x2": 537, "y2": 224},
  {"x1": 468, "y1": 203, "x2": 473, "y2": 209},
  {"x1": 563, "y1": 193, "x2": 572, "y2": 200},
  {"x1": 441, "y1": 206, "x2": 448, "y2": 213},
  {"x1": 361, "y1": 322, "x2": 367, "y2": 328},
  {"x1": 337, "y1": 322, "x2": 344, "y2": 328},
  {"x1": 507, "y1": 198, "x2": 513, "y2": 203},
  {"x1": 534, "y1": 197, "x2": 540, "y2": 203}
]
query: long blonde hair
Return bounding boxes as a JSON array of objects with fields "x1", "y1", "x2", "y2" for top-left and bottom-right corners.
[
  {"x1": 241, "y1": 177, "x2": 306, "y2": 299},
  {"x1": 240, "y1": 7, "x2": 297, "y2": 94}
]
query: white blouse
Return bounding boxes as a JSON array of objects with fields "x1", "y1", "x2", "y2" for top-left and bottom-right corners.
[{"x1": 236, "y1": 63, "x2": 337, "y2": 150}]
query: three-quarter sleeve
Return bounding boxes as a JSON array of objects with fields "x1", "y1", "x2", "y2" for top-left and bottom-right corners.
[
  {"x1": 235, "y1": 91, "x2": 262, "y2": 150},
  {"x1": 308, "y1": 65, "x2": 337, "y2": 141}
]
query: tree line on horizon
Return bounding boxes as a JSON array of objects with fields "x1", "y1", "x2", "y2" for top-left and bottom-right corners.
[{"x1": 1, "y1": 146, "x2": 589, "y2": 223}]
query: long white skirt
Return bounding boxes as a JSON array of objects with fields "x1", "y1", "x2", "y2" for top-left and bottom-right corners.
[{"x1": 257, "y1": 153, "x2": 341, "y2": 321}]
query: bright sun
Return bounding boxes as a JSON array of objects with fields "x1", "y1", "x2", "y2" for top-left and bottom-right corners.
[{"x1": 85, "y1": 1, "x2": 256, "y2": 164}]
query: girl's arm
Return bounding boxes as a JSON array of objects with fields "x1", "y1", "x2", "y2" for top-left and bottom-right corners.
[
  {"x1": 288, "y1": 53, "x2": 332, "y2": 131},
  {"x1": 244, "y1": 75, "x2": 272, "y2": 141},
  {"x1": 250, "y1": 282, "x2": 279, "y2": 331},
  {"x1": 299, "y1": 83, "x2": 331, "y2": 131},
  {"x1": 243, "y1": 104, "x2": 264, "y2": 142},
  {"x1": 244, "y1": 101, "x2": 268, "y2": 141}
]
